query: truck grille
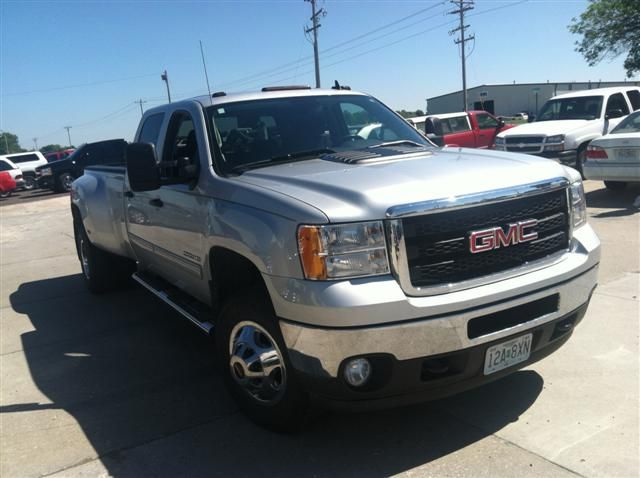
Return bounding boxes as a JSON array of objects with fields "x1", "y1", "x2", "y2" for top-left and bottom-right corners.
[
  {"x1": 505, "y1": 136, "x2": 545, "y2": 153},
  {"x1": 402, "y1": 189, "x2": 569, "y2": 287}
]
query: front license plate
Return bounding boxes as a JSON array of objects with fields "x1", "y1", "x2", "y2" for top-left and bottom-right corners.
[
  {"x1": 617, "y1": 148, "x2": 638, "y2": 161},
  {"x1": 484, "y1": 333, "x2": 532, "y2": 375}
]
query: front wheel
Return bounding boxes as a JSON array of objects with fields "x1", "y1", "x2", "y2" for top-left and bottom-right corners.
[
  {"x1": 0, "y1": 190, "x2": 11, "y2": 198},
  {"x1": 22, "y1": 176, "x2": 36, "y2": 190},
  {"x1": 216, "y1": 291, "x2": 309, "y2": 432},
  {"x1": 56, "y1": 172, "x2": 74, "y2": 193},
  {"x1": 604, "y1": 181, "x2": 627, "y2": 190}
]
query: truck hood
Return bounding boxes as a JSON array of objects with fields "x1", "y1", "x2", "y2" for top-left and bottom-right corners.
[
  {"x1": 235, "y1": 148, "x2": 571, "y2": 223},
  {"x1": 498, "y1": 120, "x2": 590, "y2": 137}
]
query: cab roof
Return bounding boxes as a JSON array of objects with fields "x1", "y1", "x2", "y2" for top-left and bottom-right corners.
[{"x1": 552, "y1": 86, "x2": 639, "y2": 100}]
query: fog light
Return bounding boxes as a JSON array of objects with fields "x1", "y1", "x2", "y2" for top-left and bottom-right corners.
[{"x1": 343, "y1": 358, "x2": 371, "y2": 387}]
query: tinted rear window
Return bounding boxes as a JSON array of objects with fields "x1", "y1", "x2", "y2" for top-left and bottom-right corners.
[
  {"x1": 626, "y1": 90, "x2": 640, "y2": 111},
  {"x1": 7, "y1": 153, "x2": 40, "y2": 163}
]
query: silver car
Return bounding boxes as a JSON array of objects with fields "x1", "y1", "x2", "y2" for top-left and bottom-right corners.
[{"x1": 584, "y1": 111, "x2": 640, "y2": 190}]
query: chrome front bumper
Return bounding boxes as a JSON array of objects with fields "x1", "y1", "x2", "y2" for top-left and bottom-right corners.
[{"x1": 270, "y1": 224, "x2": 600, "y2": 379}]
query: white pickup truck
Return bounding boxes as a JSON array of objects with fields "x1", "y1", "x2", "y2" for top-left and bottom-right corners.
[
  {"x1": 494, "y1": 86, "x2": 640, "y2": 175},
  {"x1": 71, "y1": 86, "x2": 600, "y2": 430}
]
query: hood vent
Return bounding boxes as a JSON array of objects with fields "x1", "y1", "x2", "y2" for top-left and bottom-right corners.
[{"x1": 322, "y1": 145, "x2": 432, "y2": 165}]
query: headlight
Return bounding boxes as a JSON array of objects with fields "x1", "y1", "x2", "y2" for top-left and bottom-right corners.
[
  {"x1": 570, "y1": 181, "x2": 587, "y2": 229},
  {"x1": 545, "y1": 135, "x2": 565, "y2": 144},
  {"x1": 297, "y1": 221, "x2": 389, "y2": 280},
  {"x1": 494, "y1": 137, "x2": 505, "y2": 145},
  {"x1": 40, "y1": 167, "x2": 52, "y2": 176}
]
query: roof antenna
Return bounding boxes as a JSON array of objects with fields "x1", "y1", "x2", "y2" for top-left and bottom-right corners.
[
  {"x1": 199, "y1": 40, "x2": 212, "y2": 98},
  {"x1": 333, "y1": 80, "x2": 340, "y2": 90}
]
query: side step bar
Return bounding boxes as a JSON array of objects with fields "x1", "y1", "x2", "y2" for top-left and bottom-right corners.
[{"x1": 132, "y1": 271, "x2": 214, "y2": 334}]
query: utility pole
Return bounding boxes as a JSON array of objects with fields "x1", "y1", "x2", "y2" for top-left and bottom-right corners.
[
  {"x1": 448, "y1": 0, "x2": 474, "y2": 111},
  {"x1": 64, "y1": 126, "x2": 72, "y2": 147},
  {"x1": 161, "y1": 70, "x2": 172, "y2": 103},
  {"x1": 135, "y1": 99, "x2": 147, "y2": 117},
  {"x1": 305, "y1": 0, "x2": 326, "y2": 88},
  {"x1": 33, "y1": 138, "x2": 38, "y2": 150}
]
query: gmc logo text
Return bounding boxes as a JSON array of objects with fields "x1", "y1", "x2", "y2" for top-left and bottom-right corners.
[{"x1": 469, "y1": 219, "x2": 538, "y2": 254}]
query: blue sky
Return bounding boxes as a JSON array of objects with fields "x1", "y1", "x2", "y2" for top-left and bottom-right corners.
[{"x1": 1, "y1": 0, "x2": 636, "y2": 149}]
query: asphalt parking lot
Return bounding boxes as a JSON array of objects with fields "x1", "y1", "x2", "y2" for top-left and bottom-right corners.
[{"x1": 1, "y1": 181, "x2": 638, "y2": 478}]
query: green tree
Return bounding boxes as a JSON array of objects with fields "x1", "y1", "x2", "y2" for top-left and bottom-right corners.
[
  {"x1": 0, "y1": 131, "x2": 25, "y2": 155},
  {"x1": 40, "y1": 144, "x2": 65, "y2": 154},
  {"x1": 569, "y1": 0, "x2": 640, "y2": 78}
]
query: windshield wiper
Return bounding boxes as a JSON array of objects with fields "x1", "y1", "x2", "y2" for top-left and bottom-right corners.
[
  {"x1": 229, "y1": 148, "x2": 335, "y2": 173},
  {"x1": 368, "y1": 140, "x2": 426, "y2": 149}
]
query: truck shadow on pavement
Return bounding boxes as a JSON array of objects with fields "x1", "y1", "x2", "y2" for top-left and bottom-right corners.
[
  {"x1": 585, "y1": 184, "x2": 640, "y2": 218},
  {"x1": 8, "y1": 274, "x2": 544, "y2": 477}
]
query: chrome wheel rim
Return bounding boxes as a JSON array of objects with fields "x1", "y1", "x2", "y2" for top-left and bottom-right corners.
[
  {"x1": 228, "y1": 321, "x2": 286, "y2": 404},
  {"x1": 79, "y1": 237, "x2": 90, "y2": 279},
  {"x1": 63, "y1": 175, "x2": 73, "y2": 191},
  {"x1": 23, "y1": 177, "x2": 35, "y2": 190}
]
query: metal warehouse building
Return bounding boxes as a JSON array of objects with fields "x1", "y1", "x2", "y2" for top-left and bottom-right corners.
[{"x1": 427, "y1": 81, "x2": 640, "y2": 117}]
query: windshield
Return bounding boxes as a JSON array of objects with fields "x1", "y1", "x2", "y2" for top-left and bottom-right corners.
[
  {"x1": 610, "y1": 111, "x2": 640, "y2": 134},
  {"x1": 537, "y1": 96, "x2": 603, "y2": 121},
  {"x1": 207, "y1": 94, "x2": 431, "y2": 173}
]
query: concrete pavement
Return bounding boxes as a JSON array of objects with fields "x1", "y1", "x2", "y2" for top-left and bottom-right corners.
[{"x1": 1, "y1": 181, "x2": 638, "y2": 477}]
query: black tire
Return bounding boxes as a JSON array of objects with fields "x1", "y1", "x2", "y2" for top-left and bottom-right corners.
[
  {"x1": 23, "y1": 175, "x2": 36, "y2": 190},
  {"x1": 604, "y1": 180, "x2": 627, "y2": 190},
  {"x1": 56, "y1": 172, "x2": 74, "y2": 193},
  {"x1": 576, "y1": 145, "x2": 587, "y2": 179},
  {"x1": 73, "y1": 220, "x2": 135, "y2": 293},
  {"x1": 0, "y1": 190, "x2": 11, "y2": 198},
  {"x1": 216, "y1": 290, "x2": 309, "y2": 432}
]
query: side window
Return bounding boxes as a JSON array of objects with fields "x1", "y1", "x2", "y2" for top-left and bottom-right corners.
[
  {"x1": 476, "y1": 113, "x2": 499, "y2": 129},
  {"x1": 626, "y1": 90, "x2": 640, "y2": 111},
  {"x1": 606, "y1": 93, "x2": 630, "y2": 116},
  {"x1": 0, "y1": 160, "x2": 12, "y2": 171},
  {"x1": 138, "y1": 113, "x2": 165, "y2": 147},
  {"x1": 447, "y1": 116, "x2": 471, "y2": 133},
  {"x1": 162, "y1": 112, "x2": 199, "y2": 179},
  {"x1": 7, "y1": 153, "x2": 39, "y2": 164}
]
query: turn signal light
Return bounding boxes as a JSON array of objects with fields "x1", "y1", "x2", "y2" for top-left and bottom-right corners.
[{"x1": 297, "y1": 226, "x2": 327, "y2": 280}]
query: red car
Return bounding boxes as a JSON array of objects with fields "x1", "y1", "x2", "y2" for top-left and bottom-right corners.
[
  {"x1": 0, "y1": 171, "x2": 17, "y2": 198},
  {"x1": 410, "y1": 111, "x2": 515, "y2": 149},
  {"x1": 44, "y1": 149, "x2": 75, "y2": 162}
]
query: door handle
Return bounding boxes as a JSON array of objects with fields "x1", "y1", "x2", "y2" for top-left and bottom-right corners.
[
  {"x1": 149, "y1": 198, "x2": 164, "y2": 207},
  {"x1": 124, "y1": 191, "x2": 134, "y2": 198}
]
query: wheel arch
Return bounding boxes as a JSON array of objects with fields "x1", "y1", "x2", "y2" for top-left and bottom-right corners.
[{"x1": 208, "y1": 246, "x2": 273, "y2": 317}]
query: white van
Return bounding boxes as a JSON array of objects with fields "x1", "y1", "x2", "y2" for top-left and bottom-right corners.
[
  {"x1": 0, "y1": 151, "x2": 48, "y2": 190},
  {"x1": 494, "y1": 86, "x2": 640, "y2": 175}
]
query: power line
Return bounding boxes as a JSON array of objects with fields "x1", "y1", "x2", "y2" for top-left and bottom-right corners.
[
  {"x1": 135, "y1": 99, "x2": 147, "y2": 117},
  {"x1": 223, "y1": 6, "x2": 449, "y2": 90},
  {"x1": 1, "y1": 73, "x2": 158, "y2": 98},
  {"x1": 215, "y1": 2, "x2": 446, "y2": 89}
]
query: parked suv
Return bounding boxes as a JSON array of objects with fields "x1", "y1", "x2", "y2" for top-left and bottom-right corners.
[
  {"x1": 36, "y1": 139, "x2": 125, "y2": 192},
  {"x1": 0, "y1": 151, "x2": 48, "y2": 190},
  {"x1": 494, "y1": 86, "x2": 640, "y2": 175}
]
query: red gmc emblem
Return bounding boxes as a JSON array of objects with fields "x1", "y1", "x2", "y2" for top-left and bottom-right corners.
[{"x1": 469, "y1": 219, "x2": 538, "y2": 254}]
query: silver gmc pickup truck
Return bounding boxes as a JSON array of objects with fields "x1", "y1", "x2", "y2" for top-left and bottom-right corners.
[{"x1": 71, "y1": 86, "x2": 600, "y2": 430}]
